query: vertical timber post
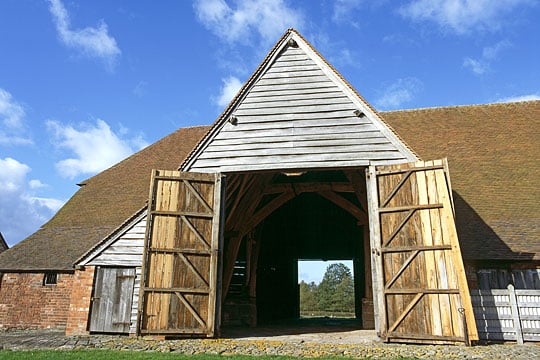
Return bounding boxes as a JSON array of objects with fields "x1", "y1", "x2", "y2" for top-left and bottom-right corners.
[{"x1": 366, "y1": 166, "x2": 385, "y2": 337}]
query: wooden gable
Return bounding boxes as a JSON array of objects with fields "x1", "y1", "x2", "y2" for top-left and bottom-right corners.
[{"x1": 184, "y1": 29, "x2": 417, "y2": 173}]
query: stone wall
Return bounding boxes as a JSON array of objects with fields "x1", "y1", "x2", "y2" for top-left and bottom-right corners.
[{"x1": 0, "y1": 272, "x2": 73, "y2": 330}]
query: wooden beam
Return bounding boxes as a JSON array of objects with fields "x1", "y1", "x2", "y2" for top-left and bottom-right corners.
[
  {"x1": 226, "y1": 174, "x2": 254, "y2": 225},
  {"x1": 317, "y1": 190, "x2": 368, "y2": 224},
  {"x1": 385, "y1": 250, "x2": 420, "y2": 290},
  {"x1": 387, "y1": 292, "x2": 424, "y2": 334},
  {"x1": 241, "y1": 190, "x2": 296, "y2": 234},
  {"x1": 263, "y1": 182, "x2": 354, "y2": 194},
  {"x1": 344, "y1": 169, "x2": 368, "y2": 211},
  {"x1": 222, "y1": 174, "x2": 276, "y2": 301}
]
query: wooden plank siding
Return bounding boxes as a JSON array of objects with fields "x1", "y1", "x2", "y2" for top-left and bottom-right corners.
[
  {"x1": 85, "y1": 217, "x2": 147, "y2": 334},
  {"x1": 189, "y1": 45, "x2": 414, "y2": 173}
]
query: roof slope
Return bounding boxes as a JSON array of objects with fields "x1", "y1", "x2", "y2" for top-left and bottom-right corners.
[
  {"x1": 383, "y1": 100, "x2": 540, "y2": 261},
  {"x1": 184, "y1": 29, "x2": 416, "y2": 172},
  {"x1": 0, "y1": 126, "x2": 209, "y2": 271}
]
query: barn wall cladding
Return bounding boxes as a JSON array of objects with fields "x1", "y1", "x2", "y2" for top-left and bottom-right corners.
[{"x1": 0, "y1": 29, "x2": 538, "y2": 343}]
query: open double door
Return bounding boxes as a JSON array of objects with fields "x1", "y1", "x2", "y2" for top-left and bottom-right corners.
[{"x1": 137, "y1": 160, "x2": 477, "y2": 343}]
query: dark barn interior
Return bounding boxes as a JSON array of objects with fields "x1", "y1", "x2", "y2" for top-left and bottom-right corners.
[{"x1": 222, "y1": 170, "x2": 370, "y2": 327}]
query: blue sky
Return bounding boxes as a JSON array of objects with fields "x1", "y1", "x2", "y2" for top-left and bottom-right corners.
[{"x1": 0, "y1": 0, "x2": 539, "y2": 271}]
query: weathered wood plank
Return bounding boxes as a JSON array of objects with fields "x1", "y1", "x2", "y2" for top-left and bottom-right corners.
[
  {"x1": 273, "y1": 53, "x2": 310, "y2": 62},
  {"x1": 246, "y1": 86, "x2": 341, "y2": 98},
  {"x1": 261, "y1": 69, "x2": 326, "y2": 79},
  {"x1": 199, "y1": 144, "x2": 400, "y2": 160},
  {"x1": 242, "y1": 91, "x2": 346, "y2": 104},
  {"x1": 234, "y1": 103, "x2": 356, "y2": 116},
  {"x1": 237, "y1": 96, "x2": 352, "y2": 109},
  {"x1": 249, "y1": 81, "x2": 338, "y2": 93},
  {"x1": 211, "y1": 130, "x2": 386, "y2": 145},
  {"x1": 210, "y1": 137, "x2": 391, "y2": 152},
  {"x1": 214, "y1": 123, "x2": 379, "y2": 139},
  {"x1": 227, "y1": 111, "x2": 366, "y2": 123},
  {"x1": 220, "y1": 117, "x2": 371, "y2": 132},
  {"x1": 194, "y1": 151, "x2": 405, "y2": 168},
  {"x1": 265, "y1": 63, "x2": 321, "y2": 73},
  {"x1": 256, "y1": 74, "x2": 332, "y2": 87}
]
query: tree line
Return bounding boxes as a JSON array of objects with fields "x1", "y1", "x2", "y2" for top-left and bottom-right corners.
[{"x1": 299, "y1": 263, "x2": 355, "y2": 317}]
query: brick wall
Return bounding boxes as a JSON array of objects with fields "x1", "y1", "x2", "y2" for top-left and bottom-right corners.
[
  {"x1": 65, "y1": 266, "x2": 95, "y2": 335},
  {"x1": 0, "y1": 272, "x2": 73, "y2": 330}
]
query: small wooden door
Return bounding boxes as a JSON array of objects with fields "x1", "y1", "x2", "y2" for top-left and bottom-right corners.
[
  {"x1": 89, "y1": 267, "x2": 135, "y2": 333},
  {"x1": 367, "y1": 159, "x2": 478, "y2": 344},
  {"x1": 138, "y1": 170, "x2": 224, "y2": 337}
]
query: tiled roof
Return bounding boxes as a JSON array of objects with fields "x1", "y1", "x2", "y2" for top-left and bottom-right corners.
[
  {"x1": 0, "y1": 101, "x2": 537, "y2": 271},
  {"x1": 0, "y1": 126, "x2": 209, "y2": 271},
  {"x1": 382, "y1": 100, "x2": 540, "y2": 261}
]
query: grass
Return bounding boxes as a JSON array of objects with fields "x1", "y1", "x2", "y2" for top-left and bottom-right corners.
[{"x1": 299, "y1": 311, "x2": 355, "y2": 318}]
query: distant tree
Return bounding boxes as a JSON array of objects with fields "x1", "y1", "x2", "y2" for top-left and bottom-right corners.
[
  {"x1": 299, "y1": 280, "x2": 318, "y2": 313},
  {"x1": 334, "y1": 272, "x2": 355, "y2": 312},
  {"x1": 317, "y1": 263, "x2": 354, "y2": 313}
]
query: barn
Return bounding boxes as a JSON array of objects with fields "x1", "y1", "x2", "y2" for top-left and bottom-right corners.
[{"x1": 0, "y1": 29, "x2": 538, "y2": 344}]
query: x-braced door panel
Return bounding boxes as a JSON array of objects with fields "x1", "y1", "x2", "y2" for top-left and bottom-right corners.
[
  {"x1": 138, "y1": 170, "x2": 224, "y2": 337},
  {"x1": 367, "y1": 159, "x2": 478, "y2": 344}
]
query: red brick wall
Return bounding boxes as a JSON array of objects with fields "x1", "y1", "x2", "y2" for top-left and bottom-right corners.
[
  {"x1": 65, "y1": 266, "x2": 95, "y2": 335},
  {"x1": 0, "y1": 272, "x2": 73, "y2": 330}
]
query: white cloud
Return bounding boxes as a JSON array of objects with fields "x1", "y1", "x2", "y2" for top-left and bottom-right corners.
[
  {"x1": 47, "y1": 119, "x2": 148, "y2": 179},
  {"x1": 0, "y1": 157, "x2": 63, "y2": 246},
  {"x1": 0, "y1": 88, "x2": 32, "y2": 146},
  {"x1": 215, "y1": 76, "x2": 243, "y2": 107},
  {"x1": 496, "y1": 93, "x2": 540, "y2": 103},
  {"x1": 133, "y1": 81, "x2": 148, "y2": 98},
  {"x1": 333, "y1": 0, "x2": 364, "y2": 24},
  {"x1": 48, "y1": 0, "x2": 121, "y2": 68},
  {"x1": 482, "y1": 40, "x2": 511, "y2": 60},
  {"x1": 400, "y1": 0, "x2": 535, "y2": 34},
  {"x1": 29, "y1": 179, "x2": 47, "y2": 189},
  {"x1": 194, "y1": 0, "x2": 304, "y2": 45},
  {"x1": 463, "y1": 57, "x2": 488, "y2": 75},
  {"x1": 463, "y1": 40, "x2": 511, "y2": 76},
  {"x1": 375, "y1": 77, "x2": 423, "y2": 110}
]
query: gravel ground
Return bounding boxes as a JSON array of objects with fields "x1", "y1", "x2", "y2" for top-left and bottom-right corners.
[{"x1": 0, "y1": 329, "x2": 539, "y2": 360}]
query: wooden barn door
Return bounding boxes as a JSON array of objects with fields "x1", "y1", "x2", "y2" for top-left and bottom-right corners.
[
  {"x1": 367, "y1": 159, "x2": 478, "y2": 344},
  {"x1": 89, "y1": 267, "x2": 135, "y2": 333},
  {"x1": 138, "y1": 170, "x2": 224, "y2": 337}
]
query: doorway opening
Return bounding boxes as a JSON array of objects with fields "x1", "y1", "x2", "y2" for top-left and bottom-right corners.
[
  {"x1": 221, "y1": 169, "x2": 372, "y2": 330},
  {"x1": 298, "y1": 260, "x2": 355, "y2": 319}
]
